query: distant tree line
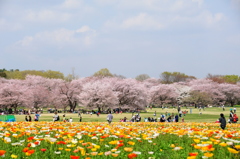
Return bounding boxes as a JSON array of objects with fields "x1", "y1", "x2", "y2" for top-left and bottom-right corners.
[{"x1": 1, "y1": 68, "x2": 239, "y2": 85}]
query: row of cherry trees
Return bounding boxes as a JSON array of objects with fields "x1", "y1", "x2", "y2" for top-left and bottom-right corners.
[{"x1": 0, "y1": 75, "x2": 240, "y2": 113}]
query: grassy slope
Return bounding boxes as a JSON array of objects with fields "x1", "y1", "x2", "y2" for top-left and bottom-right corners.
[{"x1": 13, "y1": 107, "x2": 239, "y2": 123}]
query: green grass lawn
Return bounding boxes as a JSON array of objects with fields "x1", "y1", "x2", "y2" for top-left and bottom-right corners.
[{"x1": 12, "y1": 107, "x2": 239, "y2": 123}]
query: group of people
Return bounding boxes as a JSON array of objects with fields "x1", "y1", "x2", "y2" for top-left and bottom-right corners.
[
  {"x1": 218, "y1": 110, "x2": 238, "y2": 130},
  {"x1": 119, "y1": 117, "x2": 127, "y2": 122},
  {"x1": 53, "y1": 112, "x2": 76, "y2": 122},
  {"x1": 229, "y1": 110, "x2": 238, "y2": 123},
  {"x1": 130, "y1": 114, "x2": 141, "y2": 122},
  {"x1": 25, "y1": 112, "x2": 40, "y2": 122}
]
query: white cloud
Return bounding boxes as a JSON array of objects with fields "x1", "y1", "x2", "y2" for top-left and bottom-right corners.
[
  {"x1": 16, "y1": 36, "x2": 33, "y2": 46},
  {"x1": 0, "y1": 18, "x2": 22, "y2": 31},
  {"x1": 13, "y1": 26, "x2": 96, "y2": 50},
  {"x1": 24, "y1": 10, "x2": 71, "y2": 22},
  {"x1": 96, "y1": 0, "x2": 203, "y2": 13},
  {"x1": 192, "y1": 0, "x2": 204, "y2": 7},
  {"x1": 76, "y1": 25, "x2": 95, "y2": 33},
  {"x1": 59, "y1": 0, "x2": 83, "y2": 9},
  {"x1": 105, "y1": 10, "x2": 224, "y2": 31},
  {"x1": 194, "y1": 11, "x2": 225, "y2": 28},
  {"x1": 121, "y1": 13, "x2": 164, "y2": 30},
  {"x1": 171, "y1": 11, "x2": 225, "y2": 28}
]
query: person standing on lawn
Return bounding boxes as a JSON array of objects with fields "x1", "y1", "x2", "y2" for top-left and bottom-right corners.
[
  {"x1": 34, "y1": 112, "x2": 40, "y2": 121},
  {"x1": 219, "y1": 113, "x2": 226, "y2": 130},
  {"x1": 107, "y1": 112, "x2": 113, "y2": 124}
]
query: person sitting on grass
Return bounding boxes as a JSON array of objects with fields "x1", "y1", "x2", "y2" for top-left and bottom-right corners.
[
  {"x1": 233, "y1": 114, "x2": 238, "y2": 123},
  {"x1": 63, "y1": 114, "x2": 66, "y2": 122},
  {"x1": 25, "y1": 116, "x2": 28, "y2": 122},
  {"x1": 53, "y1": 112, "x2": 59, "y2": 122},
  {"x1": 69, "y1": 117, "x2": 73, "y2": 123}
]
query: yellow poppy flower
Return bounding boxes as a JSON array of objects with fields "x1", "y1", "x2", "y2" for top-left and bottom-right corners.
[
  {"x1": 124, "y1": 147, "x2": 133, "y2": 152},
  {"x1": 204, "y1": 152, "x2": 213, "y2": 157},
  {"x1": 235, "y1": 145, "x2": 240, "y2": 149},
  {"x1": 219, "y1": 143, "x2": 227, "y2": 147},
  {"x1": 193, "y1": 139, "x2": 200, "y2": 143},
  {"x1": 127, "y1": 141, "x2": 135, "y2": 145},
  {"x1": 11, "y1": 154, "x2": 18, "y2": 158},
  {"x1": 228, "y1": 147, "x2": 239, "y2": 154},
  {"x1": 65, "y1": 149, "x2": 71, "y2": 151}
]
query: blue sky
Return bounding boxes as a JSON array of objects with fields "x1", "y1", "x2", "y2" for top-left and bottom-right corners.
[{"x1": 0, "y1": 0, "x2": 240, "y2": 78}]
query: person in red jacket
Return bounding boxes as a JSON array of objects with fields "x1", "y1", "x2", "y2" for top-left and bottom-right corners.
[{"x1": 233, "y1": 114, "x2": 238, "y2": 123}]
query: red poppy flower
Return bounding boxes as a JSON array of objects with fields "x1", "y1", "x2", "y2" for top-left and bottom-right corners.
[
  {"x1": 207, "y1": 144, "x2": 213, "y2": 149},
  {"x1": 41, "y1": 149, "x2": 47, "y2": 152},
  {"x1": 57, "y1": 141, "x2": 67, "y2": 145},
  {"x1": 27, "y1": 136, "x2": 34, "y2": 141},
  {"x1": 119, "y1": 142, "x2": 125, "y2": 146},
  {"x1": 70, "y1": 155, "x2": 80, "y2": 159},
  {"x1": 27, "y1": 150, "x2": 35, "y2": 154},
  {"x1": 189, "y1": 152, "x2": 198, "y2": 156}
]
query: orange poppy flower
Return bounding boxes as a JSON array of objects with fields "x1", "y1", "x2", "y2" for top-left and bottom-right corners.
[
  {"x1": 0, "y1": 150, "x2": 6, "y2": 156},
  {"x1": 112, "y1": 154, "x2": 119, "y2": 157},
  {"x1": 22, "y1": 147, "x2": 29, "y2": 152},
  {"x1": 128, "y1": 153, "x2": 137, "y2": 159}
]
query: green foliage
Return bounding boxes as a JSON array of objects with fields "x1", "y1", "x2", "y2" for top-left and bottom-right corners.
[
  {"x1": 42, "y1": 70, "x2": 64, "y2": 79},
  {"x1": 206, "y1": 74, "x2": 240, "y2": 84},
  {"x1": 135, "y1": 74, "x2": 150, "y2": 81},
  {"x1": 182, "y1": 90, "x2": 213, "y2": 105},
  {"x1": 160, "y1": 71, "x2": 196, "y2": 84},
  {"x1": 0, "y1": 68, "x2": 7, "y2": 72},
  {"x1": 5, "y1": 70, "x2": 65, "y2": 79},
  {"x1": 0, "y1": 72, "x2": 7, "y2": 78},
  {"x1": 223, "y1": 75, "x2": 240, "y2": 84},
  {"x1": 93, "y1": 68, "x2": 113, "y2": 77}
]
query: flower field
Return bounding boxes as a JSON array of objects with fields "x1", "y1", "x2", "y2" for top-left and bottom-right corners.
[{"x1": 0, "y1": 122, "x2": 240, "y2": 159}]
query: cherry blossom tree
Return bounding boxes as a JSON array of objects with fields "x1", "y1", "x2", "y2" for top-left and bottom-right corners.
[
  {"x1": 22, "y1": 75, "x2": 61, "y2": 111},
  {"x1": 172, "y1": 83, "x2": 191, "y2": 105},
  {"x1": 149, "y1": 84, "x2": 179, "y2": 107},
  {"x1": 0, "y1": 79, "x2": 27, "y2": 113},
  {"x1": 219, "y1": 83, "x2": 240, "y2": 106},
  {"x1": 57, "y1": 79, "x2": 83, "y2": 112},
  {"x1": 79, "y1": 78, "x2": 118, "y2": 112},
  {"x1": 182, "y1": 90, "x2": 213, "y2": 106},
  {"x1": 113, "y1": 79, "x2": 148, "y2": 110},
  {"x1": 188, "y1": 79, "x2": 225, "y2": 106}
]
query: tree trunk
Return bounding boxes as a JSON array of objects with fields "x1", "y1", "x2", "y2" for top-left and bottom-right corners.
[
  {"x1": 69, "y1": 100, "x2": 77, "y2": 112},
  {"x1": 230, "y1": 101, "x2": 234, "y2": 107},
  {"x1": 13, "y1": 104, "x2": 18, "y2": 114}
]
